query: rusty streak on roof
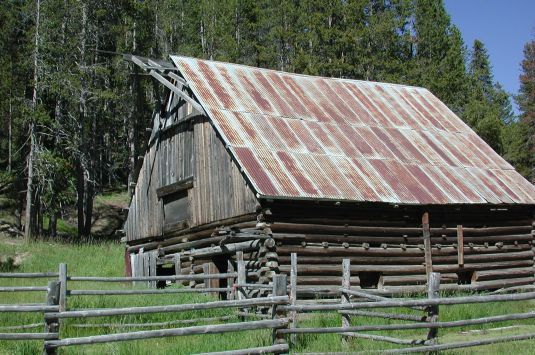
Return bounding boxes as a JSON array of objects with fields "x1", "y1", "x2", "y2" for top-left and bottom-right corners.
[{"x1": 170, "y1": 55, "x2": 535, "y2": 205}]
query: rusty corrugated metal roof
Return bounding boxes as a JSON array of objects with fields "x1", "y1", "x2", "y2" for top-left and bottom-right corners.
[{"x1": 170, "y1": 55, "x2": 535, "y2": 205}]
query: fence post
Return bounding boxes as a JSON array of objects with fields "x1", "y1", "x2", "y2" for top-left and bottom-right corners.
[
  {"x1": 174, "y1": 253, "x2": 181, "y2": 285},
  {"x1": 227, "y1": 259, "x2": 235, "y2": 300},
  {"x1": 427, "y1": 272, "x2": 441, "y2": 343},
  {"x1": 272, "y1": 274, "x2": 288, "y2": 353},
  {"x1": 289, "y1": 253, "x2": 297, "y2": 345},
  {"x1": 58, "y1": 263, "x2": 67, "y2": 312},
  {"x1": 237, "y1": 251, "x2": 246, "y2": 300},
  {"x1": 341, "y1": 259, "x2": 351, "y2": 341},
  {"x1": 43, "y1": 280, "x2": 60, "y2": 355}
]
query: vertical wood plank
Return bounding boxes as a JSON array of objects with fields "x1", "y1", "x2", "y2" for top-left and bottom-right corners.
[
  {"x1": 203, "y1": 263, "x2": 210, "y2": 290},
  {"x1": 44, "y1": 280, "x2": 60, "y2": 355},
  {"x1": 227, "y1": 259, "x2": 235, "y2": 300},
  {"x1": 457, "y1": 225, "x2": 464, "y2": 267},
  {"x1": 290, "y1": 253, "x2": 298, "y2": 344},
  {"x1": 341, "y1": 259, "x2": 351, "y2": 335},
  {"x1": 422, "y1": 212, "x2": 433, "y2": 276},
  {"x1": 427, "y1": 272, "x2": 441, "y2": 342},
  {"x1": 143, "y1": 251, "x2": 150, "y2": 287},
  {"x1": 58, "y1": 263, "x2": 67, "y2": 312},
  {"x1": 174, "y1": 253, "x2": 181, "y2": 285},
  {"x1": 149, "y1": 251, "x2": 158, "y2": 288},
  {"x1": 272, "y1": 274, "x2": 288, "y2": 352},
  {"x1": 237, "y1": 251, "x2": 245, "y2": 301}
]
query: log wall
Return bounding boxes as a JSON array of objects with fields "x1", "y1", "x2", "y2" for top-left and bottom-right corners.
[{"x1": 266, "y1": 203, "x2": 535, "y2": 296}]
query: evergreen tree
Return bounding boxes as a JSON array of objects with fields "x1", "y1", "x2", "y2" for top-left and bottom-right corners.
[
  {"x1": 412, "y1": 0, "x2": 468, "y2": 114},
  {"x1": 464, "y1": 40, "x2": 513, "y2": 153},
  {"x1": 515, "y1": 38, "x2": 535, "y2": 181}
]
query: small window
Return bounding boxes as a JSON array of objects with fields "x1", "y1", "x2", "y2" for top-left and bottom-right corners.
[
  {"x1": 359, "y1": 272, "x2": 382, "y2": 289},
  {"x1": 457, "y1": 271, "x2": 474, "y2": 285},
  {"x1": 163, "y1": 190, "x2": 189, "y2": 228}
]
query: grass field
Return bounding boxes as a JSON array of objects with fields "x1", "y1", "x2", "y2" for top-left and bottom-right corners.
[{"x1": 1, "y1": 237, "x2": 535, "y2": 354}]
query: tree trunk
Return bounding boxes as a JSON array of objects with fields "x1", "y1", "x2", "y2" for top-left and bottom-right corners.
[
  {"x1": 24, "y1": 0, "x2": 41, "y2": 241},
  {"x1": 76, "y1": 160, "x2": 85, "y2": 239},
  {"x1": 83, "y1": 177, "x2": 93, "y2": 237},
  {"x1": 49, "y1": 212, "x2": 58, "y2": 239},
  {"x1": 76, "y1": 1, "x2": 88, "y2": 238},
  {"x1": 127, "y1": 22, "x2": 138, "y2": 196},
  {"x1": 8, "y1": 97, "x2": 12, "y2": 173}
]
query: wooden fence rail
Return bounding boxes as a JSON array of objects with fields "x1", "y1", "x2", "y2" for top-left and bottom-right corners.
[
  {"x1": 44, "y1": 296, "x2": 289, "y2": 320},
  {"x1": 283, "y1": 254, "x2": 535, "y2": 352},
  {"x1": 43, "y1": 319, "x2": 289, "y2": 349},
  {"x1": 3, "y1": 256, "x2": 535, "y2": 354},
  {"x1": 68, "y1": 273, "x2": 237, "y2": 282}
]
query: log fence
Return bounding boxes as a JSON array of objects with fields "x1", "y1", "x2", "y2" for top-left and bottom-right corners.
[
  {"x1": 278, "y1": 253, "x2": 535, "y2": 353},
  {"x1": 2, "y1": 255, "x2": 535, "y2": 353}
]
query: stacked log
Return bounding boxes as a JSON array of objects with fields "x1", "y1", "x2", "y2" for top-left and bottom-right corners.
[{"x1": 268, "y1": 206, "x2": 534, "y2": 298}]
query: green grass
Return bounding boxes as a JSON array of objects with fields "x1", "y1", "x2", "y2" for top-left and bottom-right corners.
[
  {"x1": 93, "y1": 191, "x2": 129, "y2": 209},
  {"x1": 42, "y1": 217, "x2": 78, "y2": 236},
  {"x1": 1, "y1": 239, "x2": 535, "y2": 354}
]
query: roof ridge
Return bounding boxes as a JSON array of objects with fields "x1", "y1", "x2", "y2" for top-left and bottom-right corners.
[{"x1": 169, "y1": 55, "x2": 428, "y2": 91}]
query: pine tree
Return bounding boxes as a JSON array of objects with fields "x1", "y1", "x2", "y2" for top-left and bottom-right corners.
[
  {"x1": 464, "y1": 39, "x2": 513, "y2": 154},
  {"x1": 515, "y1": 38, "x2": 535, "y2": 181},
  {"x1": 412, "y1": 0, "x2": 468, "y2": 114}
]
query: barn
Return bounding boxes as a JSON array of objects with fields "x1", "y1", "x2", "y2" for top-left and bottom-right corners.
[{"x1": 123, "y1": 55, "x2": 535, "y2": 297}]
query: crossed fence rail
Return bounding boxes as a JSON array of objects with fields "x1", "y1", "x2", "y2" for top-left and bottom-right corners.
[{"x1": 2, "y1": 254, "x2": 535, "y2": 354}]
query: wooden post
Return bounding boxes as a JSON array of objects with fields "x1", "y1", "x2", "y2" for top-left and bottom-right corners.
[
  {"x1": 149, "y1": 251, "x2": 158, "y2": 288},
  {"x1": 203, "y1": 263, "x2": 210, "y2": 290},
  {"x1": 227, "y1": 259, "x2": 235, "y2": 300},
  {"x1": 43, "y1": 280, "x2": 60, "y2": 355},
  {"x1": 143, "y1": 252, "x2": 150, "y2": 287},
  {"x1": 457, "y1": 225, "x2": 464, "y2": 267},
  {"x1": 58, "y1": 263, "x2": 67, "y2": 312},
  {"x1": 341, "y1": 258, "x2": 351, "y2": 342},
  {"x1": 174, "y1": 253, "x2": 181, "y2": 285},
  {"x1": 237, "y1": 251, "x2": 245, "y2": 301},
  {"x1": 427, "y1": 272, "x2": 441, "y2": 343},
  {"x1": 272, "y1": 274, "x2": 288, "y2": 353},
  {"x1": 289, "y1": 253, "x2": 297, "y2": 345},
  {"x1": 237, "y1": 251, "x2": 246, "y2": 319},
  {"x1": 422, "y1": 213, "x2": 433, "y2": 276}
]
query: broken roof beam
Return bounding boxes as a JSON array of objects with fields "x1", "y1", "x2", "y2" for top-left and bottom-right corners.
[
  {"x1": 149, "y1": 70, "x2": 205, "y2": 115},
  {"x1": 147, "y1": 58, "x2": 178, "y2": 72}
]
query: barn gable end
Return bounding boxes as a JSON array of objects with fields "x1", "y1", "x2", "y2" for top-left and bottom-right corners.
[{"x1": 125, "y1": 94, "x2": 258, "y2": 244}]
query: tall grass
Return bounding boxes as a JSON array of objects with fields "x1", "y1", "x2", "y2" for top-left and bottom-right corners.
[{"x1": 1, "y1": 240, "x2": 535, "y2": 354}]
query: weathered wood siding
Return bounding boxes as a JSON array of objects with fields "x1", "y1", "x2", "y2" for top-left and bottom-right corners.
[
  {"x1": 125, "y1": 103, "x2": 258, "y2": 244},
  {"x1": 190, "y1": 120, "x2": 258, "y2": 227}
]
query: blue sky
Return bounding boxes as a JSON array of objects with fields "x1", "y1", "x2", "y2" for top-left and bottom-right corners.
[{"x1": 444, "y1": 0, "x2": 535, "y2": 113}]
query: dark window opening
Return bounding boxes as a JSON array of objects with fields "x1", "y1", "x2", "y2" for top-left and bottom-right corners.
[
  {"x1": 213, "y1": 257, "x2": 229, "y2": 300},
  {"x1": 457, "y1": 271, "x2": 474, "y2": 285},
  {"x1": 359, "y1": 272, "x2": 382, "y2": 289},
  {"x1": 163, "y1": 190, "x2": 189, "y2": 228},
  {"x1": 156, "y1": 264, "x2": 176, "y2": 289}
]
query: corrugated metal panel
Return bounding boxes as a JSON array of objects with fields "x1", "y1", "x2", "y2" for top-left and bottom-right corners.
[{"x1": 171, "y1": 56, "x2": 535, "y2": 205}]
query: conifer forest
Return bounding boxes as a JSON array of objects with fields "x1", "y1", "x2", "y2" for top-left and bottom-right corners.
[{"x1": 0, "y1": 0, "x2": 534, "y2": 240}]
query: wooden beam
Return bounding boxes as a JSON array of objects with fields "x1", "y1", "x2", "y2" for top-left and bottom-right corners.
[
  {"x1": 457, "y1": 225, "x2": 464, "y2": 267},
  {"x1": 167, "y1": 72, "x2": 189, "y2": 87},
  {"x1": 149, "y1": 70, "x2": 205, "y2": 114},
  {"x1": 156, "y1": 177, "x2": 194, "y2": 199},
  {"x1": 422, "y1": 212, "x2": 433, "y2": 276}
]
